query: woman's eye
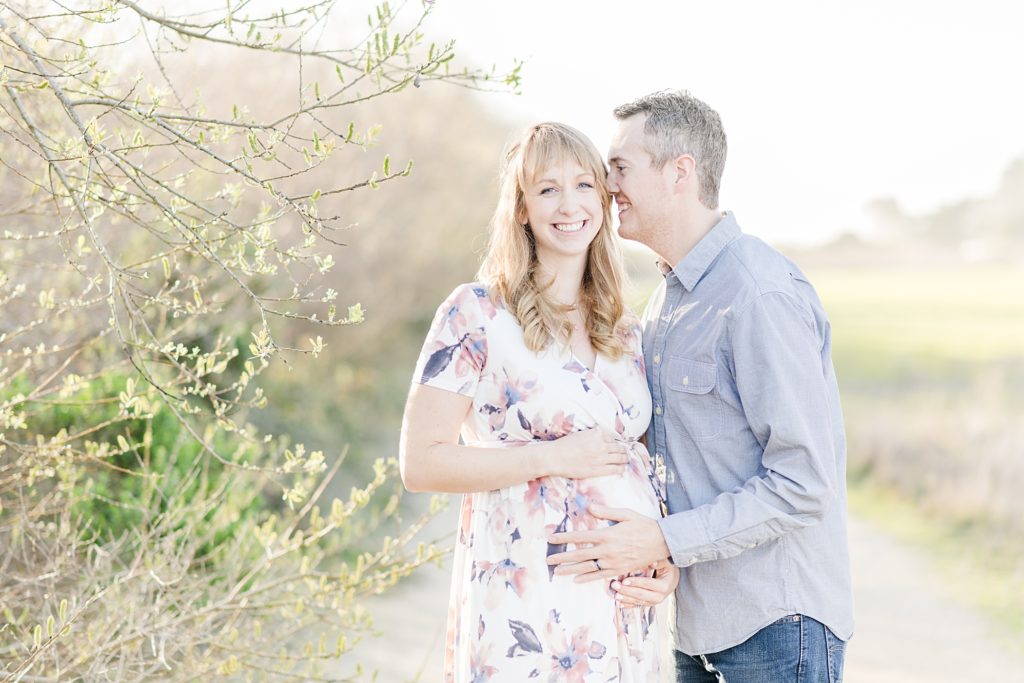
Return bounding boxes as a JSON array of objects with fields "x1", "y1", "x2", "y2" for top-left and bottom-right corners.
[
  {"x1": 578, "y1": 182, "x2": 594, "y2": 190},
  {"x1": 539, "y1": 187, "x2": 557, "y2": 195}
]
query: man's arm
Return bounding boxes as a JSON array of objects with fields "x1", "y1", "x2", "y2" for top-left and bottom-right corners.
[
  {"x1": 657, "y1": 289, "x2": 839, "y2": 567},
  {"x1": 548, "y1": 289, "x2": 840, "y2": 577}
]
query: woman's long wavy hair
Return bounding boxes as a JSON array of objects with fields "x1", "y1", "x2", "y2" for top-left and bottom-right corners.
[{"x1": 477, "y1": 122, "x2": 630, "y2": 359}]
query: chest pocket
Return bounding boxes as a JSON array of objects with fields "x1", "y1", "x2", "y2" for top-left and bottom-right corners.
[{"x1": 666, "y1": 356, "x2": 722, "y2": 441}]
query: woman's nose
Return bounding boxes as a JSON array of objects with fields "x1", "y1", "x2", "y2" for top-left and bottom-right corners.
[{"x1": 558, "y1": 190, "x2": 579, "y2": 213}]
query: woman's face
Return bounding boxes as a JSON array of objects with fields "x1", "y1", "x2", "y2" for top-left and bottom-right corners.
[{"x1": 521, "y1": 159, "x2": 604, "y2": 265}]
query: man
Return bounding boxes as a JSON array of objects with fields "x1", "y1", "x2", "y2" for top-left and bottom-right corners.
[{"x1": 547, "y1": 90, "x2": 853, "y2": 682}]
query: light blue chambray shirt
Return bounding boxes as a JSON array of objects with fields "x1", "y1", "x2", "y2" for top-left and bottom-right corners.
[{"x1": 643, "y1": 213, "x2": 854, "y2": 655}]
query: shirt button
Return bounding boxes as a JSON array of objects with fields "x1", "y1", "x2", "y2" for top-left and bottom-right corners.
[
  {"x1": 654, "y1": 406, "x2": 663, "y2": 416},
  {"x1": 653, "y1": 354, "x2": 661, "y2": 364}
]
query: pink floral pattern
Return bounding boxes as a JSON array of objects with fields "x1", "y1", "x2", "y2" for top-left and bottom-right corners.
[{"x1": 414, "y1": 283, "x2": 661, "y2": 682}]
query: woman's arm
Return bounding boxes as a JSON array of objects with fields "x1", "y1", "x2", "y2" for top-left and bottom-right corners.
[{"x1": 399, "y1": 383, "x2": 630, "y2": 494}]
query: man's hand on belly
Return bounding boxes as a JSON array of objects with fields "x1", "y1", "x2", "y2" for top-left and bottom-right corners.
[{"x1": 545, "y1": 503, "x2": 671, "y2": 582}]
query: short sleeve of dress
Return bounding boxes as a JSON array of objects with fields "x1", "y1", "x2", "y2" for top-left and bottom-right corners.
[{"x1": 412, "y1": 283, "x2": 492, "y2": 397}]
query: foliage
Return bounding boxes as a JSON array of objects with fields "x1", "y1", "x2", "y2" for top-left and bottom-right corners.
[{"x1": 0, "y1": 0, "x2": 516, "y2": 679}]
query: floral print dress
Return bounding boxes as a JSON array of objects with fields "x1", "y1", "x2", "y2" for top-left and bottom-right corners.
[{"x1": 412, "y1": 283, "x2": 663, "y2": 683}]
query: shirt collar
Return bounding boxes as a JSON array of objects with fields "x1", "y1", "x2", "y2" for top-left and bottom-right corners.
[{"x1": 660, "y1": 212, "x2": 742, "y2": 291}]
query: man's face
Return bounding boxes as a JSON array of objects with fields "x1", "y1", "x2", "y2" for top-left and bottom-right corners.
[{"x1": 607, "y1": 115, "x2": 676, "y2": 246}]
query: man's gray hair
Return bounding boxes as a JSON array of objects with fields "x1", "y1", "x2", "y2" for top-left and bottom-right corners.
[{"x1": 614, "y1": 90, "x2": 727, "y2": 209}]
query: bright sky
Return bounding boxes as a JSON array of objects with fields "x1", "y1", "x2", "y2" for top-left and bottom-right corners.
[{"x1": 425, "y1": 0, "x2": 1024, "y2": 246}]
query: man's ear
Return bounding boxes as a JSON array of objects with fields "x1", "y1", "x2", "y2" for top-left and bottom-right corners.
[{"x1": 672, "y1": 154, "x2": 697, "y2": 192}]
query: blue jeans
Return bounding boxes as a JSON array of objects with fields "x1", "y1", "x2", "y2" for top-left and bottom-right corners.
[{"x1": 675, "y1": 614, "x2": 846, "y2": 683}]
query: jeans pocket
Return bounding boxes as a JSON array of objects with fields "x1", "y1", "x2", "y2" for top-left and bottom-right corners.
[{"x1": 824, "y1": 627, "x2": 846, "y2": 683}]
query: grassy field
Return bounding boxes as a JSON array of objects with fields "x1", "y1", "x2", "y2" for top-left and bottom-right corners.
[
  {"x1": 811, "y1": 263, "x2": 1024, "y2": 641},
  {"x1": 810, "y1": 265, "x2": 1024, "y2": 384}
]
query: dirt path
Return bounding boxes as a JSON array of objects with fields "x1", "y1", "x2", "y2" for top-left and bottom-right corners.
[
  {"x1": 336, "y1": 509, "x2": 1024, "y2": 682},
  {"x1": 843, "y1": 515, "x2": 1024, "y2": 681}
]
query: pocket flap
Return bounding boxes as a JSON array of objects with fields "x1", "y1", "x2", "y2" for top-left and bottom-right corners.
[{"x1": 667, "y1": 357, "x2": 717, "y2": 394}]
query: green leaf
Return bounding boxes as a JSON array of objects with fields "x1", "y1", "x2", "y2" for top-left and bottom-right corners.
[{"x1": 382, "y1": 155, "x2": 390, "y2": 175}]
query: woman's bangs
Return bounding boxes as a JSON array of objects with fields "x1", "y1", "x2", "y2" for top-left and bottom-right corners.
[{"x1": 519, "y1": 128, "x2": 603, "y2": 188}]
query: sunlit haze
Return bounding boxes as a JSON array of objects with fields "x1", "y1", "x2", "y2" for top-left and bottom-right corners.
[{"x1": 425, "y1": 0, "x2": 1024, "y2": 246}]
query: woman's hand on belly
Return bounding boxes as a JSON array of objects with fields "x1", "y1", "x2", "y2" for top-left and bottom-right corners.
[{"x1": 541, "y1": 429, "x2": 629, "y2": 480}]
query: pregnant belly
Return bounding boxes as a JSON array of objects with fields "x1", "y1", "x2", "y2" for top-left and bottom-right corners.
[{"x1": 481, "y1": 441, "x2": 662, "y2": 542}]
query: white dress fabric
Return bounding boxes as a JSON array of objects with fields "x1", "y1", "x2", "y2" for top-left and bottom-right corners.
[{"x1": 413, "y1": 283, "x2": 663, "y2": 682}]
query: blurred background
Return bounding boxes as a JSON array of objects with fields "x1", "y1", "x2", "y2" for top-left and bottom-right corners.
[{"x1": 2, "y1": 0, "x2": 1022, "y2": 680}]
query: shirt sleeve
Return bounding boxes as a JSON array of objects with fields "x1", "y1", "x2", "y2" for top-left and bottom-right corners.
[
  {"x1": 412, "y1": 283, "x2": 490, "y2": 397},
  {"x1": 657, "y1": 290, "x2": 839, "y2": 566}
]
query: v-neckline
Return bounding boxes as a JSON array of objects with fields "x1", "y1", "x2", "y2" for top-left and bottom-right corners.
[{"x1": 568, "y1": 346, "x2": 599, "y2": 375}]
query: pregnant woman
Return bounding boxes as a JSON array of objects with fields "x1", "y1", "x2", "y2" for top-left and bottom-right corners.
[{"x1": 400, "y1": 122, "x2": 676, "y2": 682}]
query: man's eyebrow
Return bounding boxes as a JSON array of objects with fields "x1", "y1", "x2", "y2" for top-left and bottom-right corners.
[{"x1": 607, "y1": 155, "x2": 625, "y2": 165}]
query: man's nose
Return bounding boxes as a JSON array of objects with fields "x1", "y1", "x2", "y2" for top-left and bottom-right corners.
[{"x1": 607, "y1": 175, "x2": 620, "y2": 193}]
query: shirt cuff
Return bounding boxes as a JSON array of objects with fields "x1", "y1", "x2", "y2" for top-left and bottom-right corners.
[{"x1": 657, "y1": 509, "x2": 714, "y2": 568}]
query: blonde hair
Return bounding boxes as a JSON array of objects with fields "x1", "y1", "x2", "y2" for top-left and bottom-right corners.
[{"x1": 477, "y1": 122, "x2": 630, "y2": 359}]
